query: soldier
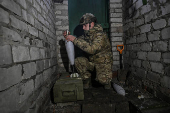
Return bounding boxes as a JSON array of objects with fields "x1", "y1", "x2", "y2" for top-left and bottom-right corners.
[{"x1": 63, "y1": 13, "x2": 113, "y2": 89}]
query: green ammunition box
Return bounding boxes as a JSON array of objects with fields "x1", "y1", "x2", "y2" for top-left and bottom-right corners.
[{"x1": 53, "y1": 73, "x2": 84, "y2": 103}]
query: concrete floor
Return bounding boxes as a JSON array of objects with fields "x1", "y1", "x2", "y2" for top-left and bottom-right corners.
[
  {"x1": 42, "y1": 73, "x2": 170, "y2": 113},
  {"x1": 43, "y1": 82, "x2": 170, "y2": 113}
]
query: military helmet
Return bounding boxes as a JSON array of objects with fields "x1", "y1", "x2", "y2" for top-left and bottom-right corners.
[{"x1": 79, "y1": 13, "x2": 97, "y2": 25}]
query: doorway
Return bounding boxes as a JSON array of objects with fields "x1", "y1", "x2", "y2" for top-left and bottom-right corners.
[{"x1": 68, "y1": 0, "x2": 110, "y2": 37}]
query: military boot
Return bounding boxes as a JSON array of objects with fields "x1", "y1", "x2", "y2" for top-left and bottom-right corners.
[
  {"x1": 104, "y1": 82, "x2": 111, "y2": 89},
  {"x1": 83, "y1": 78, "x2": 91, "y2": 89}
]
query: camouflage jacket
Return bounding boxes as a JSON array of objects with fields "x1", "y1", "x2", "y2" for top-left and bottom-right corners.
[{"x1": 73, "y1": 24, "x2": 113, "y2": 64}]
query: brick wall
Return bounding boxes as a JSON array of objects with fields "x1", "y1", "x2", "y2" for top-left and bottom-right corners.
[
  {"x1": 123, "y1": 0, "x2": 170, "y2": 103},
  {"x1": 0, "y1": 0, "x2": 57, "y2": 112},
  {"x1": 54, "y1": 0, "x2": 69, "y2": 72},
  {"x1": 109, "y1": 0, "x2": 123, "y2": 71}
]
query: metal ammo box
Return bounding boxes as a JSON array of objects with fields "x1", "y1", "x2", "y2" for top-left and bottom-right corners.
[{"x1": 53, "y1": 73, "x2": 84, "y2": 103}]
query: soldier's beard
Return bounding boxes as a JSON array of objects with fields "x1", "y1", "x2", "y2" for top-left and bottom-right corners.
[{"x1": 84, "y1": 30, "x2": 89, "y2": 34}]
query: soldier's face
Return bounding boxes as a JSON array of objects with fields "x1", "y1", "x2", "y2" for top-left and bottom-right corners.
[{"x1": 83, "y1": 22, "x2": 94, "y2": 31}]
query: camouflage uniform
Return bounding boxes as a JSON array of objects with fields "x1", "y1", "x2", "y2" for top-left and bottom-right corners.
[{"x1": 73, "y1": 24, "x2": 113, "y2": 85}]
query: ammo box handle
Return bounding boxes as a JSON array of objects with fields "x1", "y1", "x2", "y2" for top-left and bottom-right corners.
[{"x1": 62, "y1": 90, "x2": 76, "y2": 97}]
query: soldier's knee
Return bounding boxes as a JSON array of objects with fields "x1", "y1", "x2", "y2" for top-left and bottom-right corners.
[{"x1": 75, "y1": 57, "x2": 88, "y2": 65}]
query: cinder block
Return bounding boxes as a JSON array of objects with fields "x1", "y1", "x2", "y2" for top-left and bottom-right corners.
[
  {"x1": 141, "y1": 43, "x2": 152, "y2": 51},
  {"x1": 23, "y1": 62, "x2": 36, "y2": 79},
  {"x1": 135, "y1": 0, "x2": 143, "y2": 9},
  {"x1": 152, "y1": 19, "x2": 166, "y2": 30},
  {"x1": 140, "y1": 24, "x2": 151, "y2": 33},
  {"x1": 111, "y1": 23, "x2": 123, "y2": 27},
  {"x1": 38, "y1": 13, "x2": 45, "y2": 24},
  {"x1": 24, "y1": 37, "x2": 30, "y2": 45},
  {"x1": 111, "y1": 37, "x2": 123, "y2": 41},
  {"x1": 110, "y1": 0, "x2": 122, "y2": 3},
  {"x1": 148, "y1": 31, "x2": 160, "y2": 41},
  {"x1": 162, "y1": 53, "x2": 170, "y2": 63},
  {"x1": 110, "y1": 3, "x2": 122, "y2": 8},
  {"x1": 19, "y1": 80, "x2": 34, "y2": 103},
  {"x1": 0, "y1": 0, "x2": 21, "y2": 16},
  {"x1": 55, "y1": 10, "x2": 61, "y2": 14},
  {"x1": 62, "y1": 19, "x2": 69, "y2": 26},
  {"x1": 153, "y1": 41, "x2": 167, "y2": 51},
  {"x1": 165, "y1": 65, "x2": 170, "y2": 76},
  {"x1": 145, "y1": 10, "x2": 157, "y2": 23},
  {"x1": 0, "y1": 85, "x2": 20, "y2": 113},
  {"x1": 132, "y1": 44, "x2": 140, "y2": 51},
  {"x1": 27, "y1": 6, "x2": 38, "y2": 18},
  {"x1": 161, "y1": 3, "x2": 170, "y2": 16},
  {"x1": 28, "y1": 25, "x2": 38, "y2": 37},
  {"x1": 33, "y1": 0, "x2": 41, "y2": 13},
  {"x1": 126, "y1": 37, "x2": 136, "y2": 44},
  {"x1": 36, "y1": 60, "x2": 44, "y2": 72},
  {"x1": 110, "y1": 18, "x2": 122, "y2": 22},
  {"x1": 39, "y1": 31, "x2": 46, "y2": 41},
  {"x1": 129, "y1": 51, "x2": 137, "y2": 58},
  {"x1": 44, "y1": 59, "x2": 50, "y2": 69},
  {"x1": 55, "y1": 21, "x2": 62, "y2": 25},
  {"x1": 35, "y1": 39, "x2": 43, "y2": 47},
  {"x1": 148, "y1": 52, "x2": 161, "y2": 61},
  {"x1": 112, "y1": 41, "x2": 123, "y2": 46},
  {"x1": 16, "y1": 0, "x2": 27, "y2": 9},
  {"x1": 113, "y1": 60, "x2": 119, "y2": 65},
  {"x1": 110, "y1": 13, "x2": 122, "y2": 17},
  {"x1": 136, "y1": 33, "x2": 147, "y2": 43},
  {"x1": 137, "y1": 52, "x2": 147, "y2": 60},
  {"x1": 10, "y1": 15, "x2": 28, "y2": 31},
  {"x1": 161, "y1": 27, "x2": 170, "y2": 39},
  {"x1": 115, "y1": 9, "x2": 122, "y2": 13},
  {"x1": 22, "y1": 9, "x2": 27, "y2": 22},
  {"x1": 111, "y1": 33, "x2": 123, "y2": 37},
  {"x1": 30, "y1": 47, "x2": 40, "y2": 60},
  {"x1": 0, "y1": 45, "x2": 12, "y2": 65},
  {"x1": 147, "y1": 71, "x2": 161, "y2": 83},
  {"x1": 1, "y1": 26, "x2": 22, "y2": 42},
  {"x1": 35, "y1": 19, "x2": 43, "y2": 31},
  {"x1": 142, "y1": 61, "x2": 150, "y2": 70},
  {"x1": 40, "y1": 49, "x2": 45, "y2": 59},
  {"x1": 43, "y1": 68, "x2": 52, "y2": 80},
  {"x1": 35, "y1": 74, "x2": 43, "y2": 90},
  {"x1": 0, "y1": 7, "x2": 9, "y2": 24},
  {"x1": 43, "y1": 26, "x2": 49, "y2": 34},
  {"x1": 54, "y1": 5, "x2": 68, "y2": 10},
  {"x1": 12, "y1": 46, "x2": 30, "y2": 62},
  {"x1": 0, "y1": 65, "x2": 22, "y2": 91},
  {"x1": 56, "y1": 25, "x2": 69, "y2": 30},
  {"x1": 150, "y1": 62, "x2": 164, "y2": 74},
  {"x1": 135, "y1": 18, "x2": 144, "y2": 27},
  {"x1": 56, "y1": 15, "x2": 68, "y2": 20},
  {"x1": 141, "y1": 4, "x2": 151, "y2": 15},
  {"x1": 27, "y1": 13, "x2": 34, "y2": 25},
  {"x1": 133, "y1": 59, "x2": 141, "y2": 67}
]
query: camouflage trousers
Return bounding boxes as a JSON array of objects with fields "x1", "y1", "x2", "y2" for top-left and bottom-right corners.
[{"x1": 75, "y1": 57, "x2": 112, "y2": 85}]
